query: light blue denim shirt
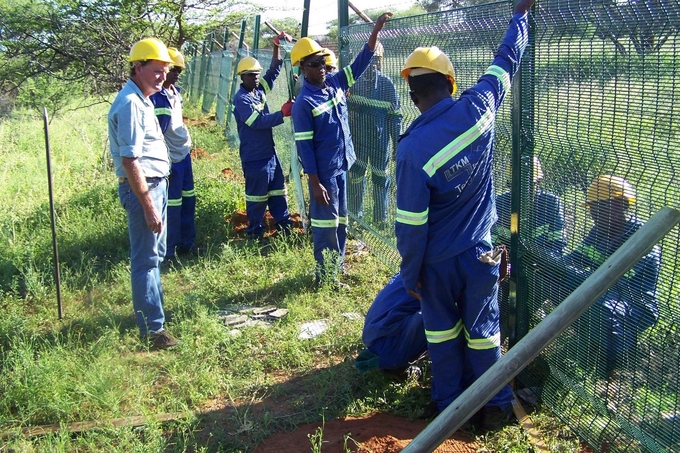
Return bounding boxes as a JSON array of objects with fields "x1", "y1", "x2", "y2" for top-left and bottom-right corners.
[{"x1": 108, "y1": 79, "x2": 170, "y2": 178}]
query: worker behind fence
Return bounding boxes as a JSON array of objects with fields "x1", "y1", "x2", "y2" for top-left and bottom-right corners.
[
  {"x1": 355, "y1": 273, "x2": 428, "y2": 378},
  {"x1": 347, "y1": 41, "x2": 402, "y2": 228},
  {"x1": 291, "y1": 13, "x2": 392, "y2": 287},
  {"x1": 108, "y1": 38, "x2": 178, "y2": 349},
  {"x1": 492, "y1": 156, "x2": 566, "y2": 338},
  {"x1": 150, "y1": 47, "x2": 198, "y2": 262},
  {"x1": 547, "y1": 175, "x2": 660, "y2": 379},
  {"x1": 492, "y1": 156, "x2": 566, "y2": 256},
  {"x1": 231, "y1": 32, "x2": 295, "y2": 241},
  {"x1": 394, "y1": 0, "x2": 535, "y2": 431}
]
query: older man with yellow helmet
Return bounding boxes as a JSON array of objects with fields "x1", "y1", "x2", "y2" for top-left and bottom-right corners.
[
  {"x1": 393, "y1": 0, "x2": 535, "y2": 430},
  {"x1": 108, "y1": 37, "x2": 178, "y2": 349}
]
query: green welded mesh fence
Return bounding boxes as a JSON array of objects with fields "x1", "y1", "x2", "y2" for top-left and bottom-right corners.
[
  {"x1": 513, "y1": 1, "x2": 680, "y2": 451},
  {"x1": 184, "y1": 0, "x2": 680, "y2": 450}
]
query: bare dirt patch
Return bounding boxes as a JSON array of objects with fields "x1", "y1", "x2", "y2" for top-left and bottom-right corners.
[
  {"x1": 184, "y1": 115, "x2": 216, "y2": 127},
  {"x1": 226, "y1": 210, "x2": 305, "y2": 238},
  {"x1": 253, "y1": 413, "x2": 480, "y2": 452},
  {"x1": 190, "y1": 147, "x2": 212, "y2": 160},
  {"x1": 220, "y1": 167, "x2": 244, "y2": 183}
]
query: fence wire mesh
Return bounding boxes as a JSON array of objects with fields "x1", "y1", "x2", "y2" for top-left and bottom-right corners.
[{"x1": 183, "y1": 1, "x2": 680, "y2": 450}]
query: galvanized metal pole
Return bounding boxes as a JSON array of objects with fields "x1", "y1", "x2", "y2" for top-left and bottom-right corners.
[
  {"x1": 196, "y1": 39, "x2": 208, "y2": 99},
  {"x1": 402, "y1": 207, "x2": 680, "y2": 453},
  {"x1": 43, "y1": 107, "x2": 63, "y2": 320},
  {"x1": 201, "y1": 32, "x2": 216, "y2": 115},
  {"x1": 224, "y1": 19, "x2": 247, "y2": 143},
  {"x1": 253, "y1": 15, "x2": 261, "y2": 52}
]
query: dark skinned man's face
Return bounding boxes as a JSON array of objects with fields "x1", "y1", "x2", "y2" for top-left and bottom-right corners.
[{"x1": 241, "y1": 72, "x2": 260, "y2": 91}]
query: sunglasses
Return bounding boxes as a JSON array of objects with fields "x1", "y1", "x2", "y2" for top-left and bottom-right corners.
[
  {"x1": 305, "y1": 58, "x2": 326, "y2": 69},
  {"x1": 169, "y1": 67, "x2": 182, "y2": 74}
]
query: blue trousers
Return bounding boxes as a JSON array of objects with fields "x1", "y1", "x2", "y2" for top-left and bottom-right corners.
[
  {"x1": 579, "y1": 292, "x2": 657, "y2": 376},
  {"x1": 369, "y1": 313, "x2": 426, "y2": 370},
  {"x1": 363, "y1": 273, "x2": 427, "y2": 369},
  {"x1": 347, "y1": 141, "x2": 389, "y2": 223},
  {"x1": 420, "y1": 243, "x2": 513, "y2": 412},
  {"x1": 167, "y1": 154, "x2": 196, "y2": 257},
  {"x1": 308, "y1": 172, "x2": 347, "y2": 281},
  {"x1": 242, "y1": 155, "x2": 292, "y2": 238},
  {"x1": 118, "y1": 177, "x2": 167, "y2": 336}
]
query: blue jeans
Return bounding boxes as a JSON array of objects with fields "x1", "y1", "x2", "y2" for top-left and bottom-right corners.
[{"x1": 118, "y1": 177, "x2": 167, "y2": 336}]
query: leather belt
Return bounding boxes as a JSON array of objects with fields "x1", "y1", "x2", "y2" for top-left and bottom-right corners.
[{"x1": 118, "y1": 176, "x2": 164, "y2": 184}]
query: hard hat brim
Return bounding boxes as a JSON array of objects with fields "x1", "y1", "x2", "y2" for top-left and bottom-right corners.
[
  {"x1": 305, "y1": 50, "x2": 331, "y2": 60},
  {"x1": 129, "y1": 57, "x2": 175, "y2": 64}
]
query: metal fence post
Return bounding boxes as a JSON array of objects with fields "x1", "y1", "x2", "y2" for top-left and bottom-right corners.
[
  {"x1": 224, "y1": 19, "x2": 247, "y2": 143},
  {"x1": 301, "y1": 0, "x2": 311, "y2": 37},
  {"x1": 253, "y1": 15, "x2": 261, "y2": 52}
]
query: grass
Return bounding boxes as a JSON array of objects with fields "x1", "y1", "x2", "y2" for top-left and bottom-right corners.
[{"x1": 0, "y1": 99, "x2": 590, "y2": 452}]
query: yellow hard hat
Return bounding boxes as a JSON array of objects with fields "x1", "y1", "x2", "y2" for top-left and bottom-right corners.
[
  {"x1": 323, "y1": 48, "x2": 337, "y2": 68},
  {"x1": 585, "y1": 175, "x2": 637, "y2": 205},
  {"x1": 129, "y1": 38, "x2": 174, "y2": 64},
  {"x1": 401, "y1": 46, "x2": 457, "y2": 95},
  {"x1": 168, "y1": 47, "x2": 185, "y2": 68},
  {"x1": 290, "y1": 37, "x2": 326, "y2": 66},
  {"x1": 237, "y1": 56, "x2": 263, "y2": 75}
]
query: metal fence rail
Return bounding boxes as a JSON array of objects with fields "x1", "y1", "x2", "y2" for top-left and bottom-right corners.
[{"x1": 183, "y1": 1, "x2": 680, "y2": 450}]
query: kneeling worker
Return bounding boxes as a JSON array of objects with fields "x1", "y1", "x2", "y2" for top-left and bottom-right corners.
[{"x1": 357, "y1": 273, "x2": 427, "y2": 374}]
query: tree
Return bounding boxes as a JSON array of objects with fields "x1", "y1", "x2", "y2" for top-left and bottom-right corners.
[
  {"x1": 584, "y1": 0, "x2": 679, "y2": 57},
  {"x1": 326, "y1": 4, "x2": 427, "y2": 42},
  {"x1": 417, "y1": 0, "x2": 493, "y2": 13},
  {"x1": 0, "y1": 0, "x2": 256, "y2": 113}
]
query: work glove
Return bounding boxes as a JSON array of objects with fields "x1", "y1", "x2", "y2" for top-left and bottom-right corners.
[
  {"x1": 281, "y1": 99, "x2": 294, "y2": 117},
  {"x1": 273, "y1": 31, "x2": 293, "y2": 46}
]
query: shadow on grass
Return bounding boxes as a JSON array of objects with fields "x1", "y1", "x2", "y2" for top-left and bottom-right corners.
[{"x1": 167, "y1": 359, "x2": 431, "y2": 453}]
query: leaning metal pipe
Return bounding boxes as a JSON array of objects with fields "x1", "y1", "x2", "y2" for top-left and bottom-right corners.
[{"x1": 402, "y1": 206, "x2": 680, "y2": 453}]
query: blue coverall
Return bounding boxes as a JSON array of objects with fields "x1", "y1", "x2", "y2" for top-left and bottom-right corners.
[
  {"x1": 151, "y1": 85, "x2": 197, "y2": 257},
  {"x1": 493, "y1": 190, "x2": 566, "y2": 256},
  {"x1": 347, "y1": 64, "x2": 401, "y2": 223},
  {"x1": 561, "y1": 216, "x2": 660, "y2": 376},
  {"x1": 362, "y1": 273, "x2": 427, "y2": 370},
  {"x1": 395, "y1": 13, "x2": 530, "y2": 412},
  {"x1": 232, "y1": 57, "x2": 292, "y2": 238},
  {"x1": 493, "y1": 189, "x2": 566, "y2": 337},
  {"x1": 292, "y1": 44, "x2": 375, "y2": 279}
]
